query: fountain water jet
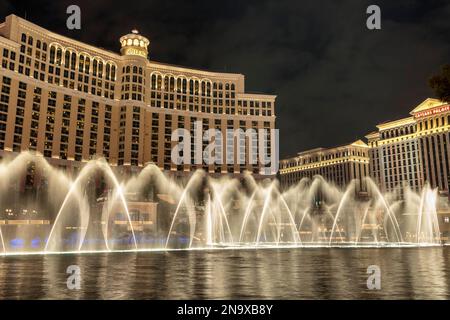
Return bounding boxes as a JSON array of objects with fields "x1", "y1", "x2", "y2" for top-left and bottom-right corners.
[
  {"x1": 165, "y1": 170, "x2": 203, "y2": 248},
  {"x1": 329, "y1": 181, "x2": 356, "y2": 245},
  {"x1": 0, "y1": 152, "x2": 445, "y2": 254}
]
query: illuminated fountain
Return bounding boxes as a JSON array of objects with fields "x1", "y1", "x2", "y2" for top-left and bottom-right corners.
[{"x1": 0, "y1": 152, "x2": 444, "y2": 255}]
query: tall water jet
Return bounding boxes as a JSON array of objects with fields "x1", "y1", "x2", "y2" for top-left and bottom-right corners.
[
  {"x1": 239, "y1": 190, "x2": 257, "y2": 243},
  {"x1": 255, "y1": 183, "x2": 274, "y2": 245},
  {"x1": 365, "y1": 178, "x2": 403, "y2": 244},
  {"x1": 0, "y1": 226, "x2": 5, "y2": 253},
  {"x1": 0, "y1": 152, "x2": 445, "y2": 253},
  {"x1": 415, "y1": 184, "x2": 440, "y2": 244},
  {"x1": 44, "y1": 168, "x2": 91, "y2": 252},
  {"x1": 206, "y1": 181, "x2": 234, "y2": 245},
  {"x1": 98, "y1": 160, "x2": 138, "y2": 250},
  {"x1": 165, "y1": 170, "x2": 203, "y2": 248},
  {"x1": 329, "y1": 181, "x2": 356, "y2": 245},
  {"x1": 205, "y1": 193, "x2": 213, "y2": 245}
]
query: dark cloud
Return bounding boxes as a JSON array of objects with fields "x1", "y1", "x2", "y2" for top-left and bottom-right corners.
[{"x1": 1, "y1": 0, "x2": 449, "y2": 158}]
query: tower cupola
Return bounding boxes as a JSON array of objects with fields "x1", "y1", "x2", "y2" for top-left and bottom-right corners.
[{"x1": 119, "y1": 29, "x2": 150, "y2": 58}]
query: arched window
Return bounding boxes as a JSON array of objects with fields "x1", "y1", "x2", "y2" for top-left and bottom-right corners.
[
  {"x1": 56, "y1": 47, "x2": 62, "y2": 65},
  {"x1": 98, "y1": 60, "x2": 103, "y2": 78},
  {"x1": 169, "y1": 77, "x2": 175, "y2": 92},
  {"x1": 176, "y1": 78, "x2": 182, "y2": 92},
  {"x1": 71, "y1": 52, "x2": 76, "y2": 70},
  {"x1": 85, "y1": 57, "x2": 90, "y2": 73},
  {"x1": 65, "y1": 51, "x2": 71, "y2": 68},
  {"x1": 49, "y1": 46, "x2": 56, "y2": 64},
  {"x1": 164, "y1": 76, "x2": 169, "y2": 91},
  {"x1": 157, "y1": 75, "x2": 162, "y2": 90},
  {"x1": 182, "y1": 78, "x2": 187, "y2": 93},
  {"x1": 36, "y1": 40, "x2": 41, "y2": 49},
  {"x1": 111, "y1": 65, "x2": 116, "y2": 80},
  {"x1": 201, "y1": 81, "x2": 206, "y2": 96},
  {"x1": 194, "y1": 80, "x2": 199, "y2": 95},
  {"x1": 151, "y1": 74, "x2": 157, "y2": 90},
  {"x1": 106, "y1": 64, "x2": 111, "y2": 80},
  {"x1": 189, "y1": 80, "x2": 194, "y2": 95},
  {"x1": 92, "y1": 59, "x2": 98, "y2": 76},
  {"x1": 79, "y1": 55, "x2": 85, "y2": 72}
]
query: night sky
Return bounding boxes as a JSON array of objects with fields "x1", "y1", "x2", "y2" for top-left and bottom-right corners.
[{"x1": 1, "y1": 0, "x2": 449, "y2": 158}]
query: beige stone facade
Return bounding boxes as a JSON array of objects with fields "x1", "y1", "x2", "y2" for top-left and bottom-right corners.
[
  {"x1": 367, "y1": 98, "x2": 450, "y2": 196},
  {"x1": 0, "y1": 14, "x2": 276, "y2": 178},
  {"x1": 280, "y1": 98, "x2": 450, "y2": 200},
  {"x1": 279, "y1": 140, "x2": 370, "y2": 193}
]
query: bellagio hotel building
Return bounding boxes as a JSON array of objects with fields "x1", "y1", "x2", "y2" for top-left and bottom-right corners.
[{"x1": 0, "y1": 14, "x2": 276, "y2": 178}]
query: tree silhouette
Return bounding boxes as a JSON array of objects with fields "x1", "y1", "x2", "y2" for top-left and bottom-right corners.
[{"x1": 429, "y1": 64, "x2": 450, "y2": 103}]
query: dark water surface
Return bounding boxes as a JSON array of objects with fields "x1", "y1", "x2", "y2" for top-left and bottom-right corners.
[{"x1": 1, "y1": 247, "x2": 450, "y2": 299}]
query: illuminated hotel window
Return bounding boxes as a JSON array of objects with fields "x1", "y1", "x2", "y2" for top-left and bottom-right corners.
[{"x1": 0, "y1": 76, "x2": 11, "y2": 150}]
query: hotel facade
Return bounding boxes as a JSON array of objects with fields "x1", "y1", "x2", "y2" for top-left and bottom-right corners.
[
  {"x1": 0, "y1": 14, "x2": 276, "y2": 178},
  {"x1": 280, "y1": 98, "x2": 450, "y2": 201},
  {"x1": 279, "y1": 140, "x2": 370, "y2": 194},
  {"x1": 366, "y1": 98, "x2": 450, "y2": 196}
]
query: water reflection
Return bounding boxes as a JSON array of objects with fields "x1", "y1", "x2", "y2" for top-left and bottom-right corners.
[{"x1": 0, "y1": 247, "x2": 450, "y2": 299}]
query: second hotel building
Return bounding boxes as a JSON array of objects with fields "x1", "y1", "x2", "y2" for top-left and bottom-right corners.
[{"x1": 0, "y1": 14, "x2": 276, "y2": 177}]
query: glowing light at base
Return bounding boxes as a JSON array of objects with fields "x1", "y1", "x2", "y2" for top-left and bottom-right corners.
[{"x1": 0, "y1": 151, "x2": 445, "y2": 256}]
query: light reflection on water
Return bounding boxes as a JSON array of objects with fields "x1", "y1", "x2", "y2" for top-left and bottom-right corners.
[{"x1": 0, "y1": 247, "x2": 449, "y2": 299}]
